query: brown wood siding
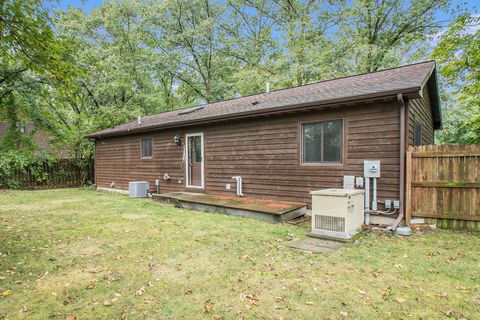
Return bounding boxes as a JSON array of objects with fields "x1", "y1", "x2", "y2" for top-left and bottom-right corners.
[
  {"x1": 95, "y1": 101, "x2": 402, "y2": 206},
  {"x1": 407, "y1": 86, "x2": 434, "y2": 146}
]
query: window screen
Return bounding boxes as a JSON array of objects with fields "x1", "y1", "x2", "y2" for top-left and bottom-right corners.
[
  {"x1": 141, "y1": 138, "x2": 153, "y2": 158},
  {"x1": 414, "y1": 121, "x2": 423, "y2": 146},
  {"x1": 302, "y1": 120, "x2": 342, "y2": 163}
]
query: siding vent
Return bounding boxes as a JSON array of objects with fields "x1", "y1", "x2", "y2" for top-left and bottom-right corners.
[{"x1": 314, "y1": 215, "x2": 345, "y2": 233}]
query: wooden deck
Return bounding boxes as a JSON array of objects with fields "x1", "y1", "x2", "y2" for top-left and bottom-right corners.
[{"x1": 152, "y1": 192, "x2": 307, "y2": 222}]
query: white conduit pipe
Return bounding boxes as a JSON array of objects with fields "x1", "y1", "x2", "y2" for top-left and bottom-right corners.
[
  {"x1": 364, "y1": 177, "x2": 370, "y2": 224},
  {"x1": 232, "y1": 176, "x2": 244, "y2": 197},
  {"x1": 372, "y1": 177, "x2": 377, "y2": 211}
]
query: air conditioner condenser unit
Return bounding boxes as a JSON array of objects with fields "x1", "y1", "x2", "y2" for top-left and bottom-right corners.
[
  {"x1": 129, "y1": 181, "x2": 149, "y2": 198},
  {"x1": 310, "y1": 189, "x2": 364, "y2": 239}
]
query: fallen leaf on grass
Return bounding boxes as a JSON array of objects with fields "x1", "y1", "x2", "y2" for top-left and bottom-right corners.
[
  {"x1": 84, "y1": 268, "x2": 103, "y2": 274},
  {"x1": 442, "y1": 310, "x2": 453, "y2": 317},
  {"x1": 148, "y1": 261, "x2": 155, "y2": 270},
  {"x1": 245, "y1": 293, "x2": 260, "y2": 304},
  {"x1": 185, "y1": 289, "x2": 193, "y2": 295},
  {"x1": 445, "y1": 256, "x2": 457, "y2": 263},
  {"x1": 86, "y1": 282, "x2": 97, "y2": 289},
  {"x1": 395, "y1": 297, "x2": 406, "y2": 303},
  {"x1": 340, "y1": 311, "x2": 349, "y2": 318},
  {"x1": 371, "y1": 270, "x2": 381, "y2": 278},
  {"x1": 471, "y1": 297, "x2": 480, "y2": 305},
  {"x1": 204, "y1": 300, "x2": 213, "y2": 314},
  {"x1": 134, "y1": 287, "x2": 145, "y2": 296},
  {"x1": 0, "y1": 290, "x2": 12, "y2": 298},
  {"x1": 305, "y1": 301, "x2": 313, "y2": 305},
  {"x1": 65, "y1": 316, "x2": 78, "y2": 320},
  {"x1": 427, "y1": 268, "x2": 439, "y2": 274},
  {"x1": 103, "y1": 300, "x2": 112, "y2": 306},
  {"x1": 358, "y1": 290, "x2": 366, "y2": 295},
  {"x1": 394, "y1": 264, "x2": 404, "y2": 269},
  {"x1": 0, "y1": 276, "x2": 6, "y2": 280},
  {"x1": 242, "y1": 255, "x2": 256, "y2": 265}
]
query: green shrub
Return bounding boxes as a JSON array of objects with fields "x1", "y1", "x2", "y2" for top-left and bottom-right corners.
[
  {"x1": 0, "y1": 151, "x2": 35, "y2": 188},
  {"x1": 0, "y1": 151, "x2": 93, "y2": 189}
]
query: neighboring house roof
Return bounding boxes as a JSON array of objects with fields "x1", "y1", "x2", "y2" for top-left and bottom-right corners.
[
  {"x1": 0, "y1": 122, "x2": 70, "y2": 157},
  {"x1": 87, "y1": 60, "x2": 440, "y2": 139}
]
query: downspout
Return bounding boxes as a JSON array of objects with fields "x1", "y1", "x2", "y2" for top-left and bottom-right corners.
[{"x1": 391, "y1": 94, "x2": 407, "y2": 230}]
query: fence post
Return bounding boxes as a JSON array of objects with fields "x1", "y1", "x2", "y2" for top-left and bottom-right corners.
[{"x1": 405, "y1": 148, "x2": 413, "y2": 226}]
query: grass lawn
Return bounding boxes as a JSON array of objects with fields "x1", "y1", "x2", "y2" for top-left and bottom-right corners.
[{"x1": 0, "y1": 189, "x2": 479, "y2": 319}]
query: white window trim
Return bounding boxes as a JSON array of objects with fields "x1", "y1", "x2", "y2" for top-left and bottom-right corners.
[{"x1": 185, "y1": 132, "x2": 205, "y2": 189}]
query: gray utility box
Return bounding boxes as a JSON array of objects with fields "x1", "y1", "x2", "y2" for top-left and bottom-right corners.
[{"x1": 128, "y1": 181, "x2": 149, "y2": 198}]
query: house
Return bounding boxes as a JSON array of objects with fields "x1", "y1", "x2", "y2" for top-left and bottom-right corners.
[
  {"x1": 87, "y1": 61, "x2": 440, "y2": 216},
  {"x1": 0, "y1": 122, "x2": 55, "y2": 154}
]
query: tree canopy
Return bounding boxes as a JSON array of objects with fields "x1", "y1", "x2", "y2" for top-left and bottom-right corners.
[
  {"x1": 0, "y1": 0, "x2": 478, "y2": 159},
  {"x1": 432, "y1": 14, "x2": 480, "y2": 144}
]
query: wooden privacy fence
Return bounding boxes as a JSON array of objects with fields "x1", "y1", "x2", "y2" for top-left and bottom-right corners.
[
  {"x1": 406, "y1": 144, "x2": 480, "y2": 231},
  {"x1": 4, "y1": 159, "x2": 94, "y2": 190}
]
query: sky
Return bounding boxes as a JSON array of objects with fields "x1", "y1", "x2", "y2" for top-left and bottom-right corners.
[{"x1": 53, "y1": 0, "x2": 478, "y2": 17}]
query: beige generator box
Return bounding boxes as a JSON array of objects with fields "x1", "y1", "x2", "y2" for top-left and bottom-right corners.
[{"x1": 310, "y1": 189, "x2": 365, "y2": 239}]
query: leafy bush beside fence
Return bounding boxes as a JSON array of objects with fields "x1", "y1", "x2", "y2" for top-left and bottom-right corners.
[{"x1": 0, "y1": 151, "x2": 93, "y2": 189}]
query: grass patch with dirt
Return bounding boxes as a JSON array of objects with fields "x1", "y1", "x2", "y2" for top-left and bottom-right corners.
[{"x1": 0, "y1": 189, "x2": 479, "y2": 319}]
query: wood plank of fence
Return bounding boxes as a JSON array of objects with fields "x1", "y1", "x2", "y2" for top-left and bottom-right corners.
[
  {"x1": 1, "y1": 159, "x2": 94, "y2": 190},
  {"x1": 406, "y1": 144, "x2": 480, "y2": 230}
]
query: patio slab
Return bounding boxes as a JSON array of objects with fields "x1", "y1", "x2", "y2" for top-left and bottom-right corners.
[{"x1": 152, "y1": 192, "x2": 307, "y2": 222}]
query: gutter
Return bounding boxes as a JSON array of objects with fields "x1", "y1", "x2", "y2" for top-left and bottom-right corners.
[
  {"x1": 86, "y1": 87, "x2": 422, "y2": 139},
  {"x1": 391, "y1": 93, "x2": 407, "y2": 230}
]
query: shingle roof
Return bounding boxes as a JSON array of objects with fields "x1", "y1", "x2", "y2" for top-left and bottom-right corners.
[{"x1": 87, "y1": 61, "x2": 439, "y2": 139}]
